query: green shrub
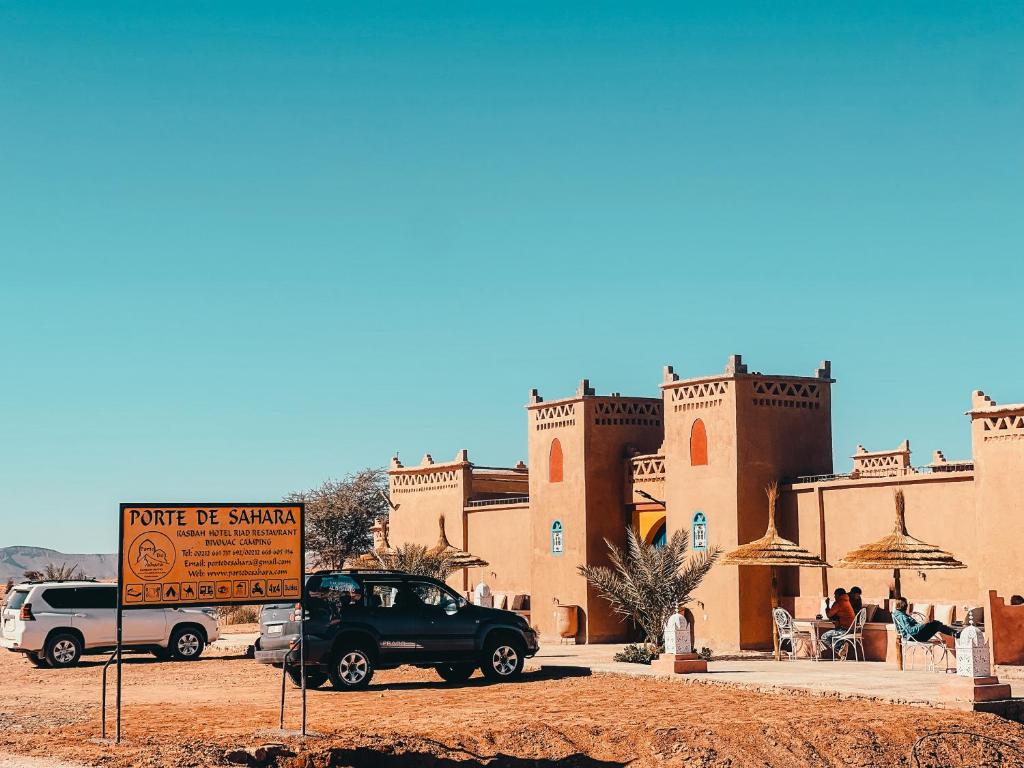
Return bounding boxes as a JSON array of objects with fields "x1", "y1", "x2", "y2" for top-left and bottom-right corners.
[
  {"x1": 613, "y1": 643, "x2": 655, "y2": 664},
  {"x1": 697, "y1": 646, "x2": 713, "y2": 661}
]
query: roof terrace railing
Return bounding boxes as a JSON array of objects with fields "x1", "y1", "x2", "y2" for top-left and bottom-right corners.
[
  {"x1": 785, "y1": 463, "x2": 974, "y2": 485},
  {"x1": 466, "y1": 496, "x2": 530, "y2": 508}
]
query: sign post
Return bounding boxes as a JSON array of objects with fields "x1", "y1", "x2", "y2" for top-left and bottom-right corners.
[{"x1": 114, "y1": 503, "x2": 304, "y2": 742}]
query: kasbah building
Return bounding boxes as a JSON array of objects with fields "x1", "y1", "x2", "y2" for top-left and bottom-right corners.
[{"x1": 387, "y1": 354, "x2": 1024, "y2": 655}]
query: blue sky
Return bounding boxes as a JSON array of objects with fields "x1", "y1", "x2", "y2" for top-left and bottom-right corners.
[{"x1": 1, "y1": 2, "x2": 1021, "y2": 552}]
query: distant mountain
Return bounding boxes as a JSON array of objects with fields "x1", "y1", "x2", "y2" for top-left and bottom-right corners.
[{"x1": 0, "y1": 546, "x2": 118, "y2": 582}]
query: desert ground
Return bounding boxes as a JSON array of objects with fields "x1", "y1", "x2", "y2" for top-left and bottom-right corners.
[{"x1": 2, "y1": 638, "x2": 1024, "y2": 768}]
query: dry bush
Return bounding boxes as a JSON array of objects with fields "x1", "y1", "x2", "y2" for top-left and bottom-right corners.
[{"x1": 217, "y1": 605, "x2": 260, "y2": 625}]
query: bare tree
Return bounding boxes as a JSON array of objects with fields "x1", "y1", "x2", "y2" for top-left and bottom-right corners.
[
  {"x1": 286, "y1": 467, "x2": 390, "y2": 570},
  {"x1": 578, "y1": 526, "x2": 720, "y2": 646}
]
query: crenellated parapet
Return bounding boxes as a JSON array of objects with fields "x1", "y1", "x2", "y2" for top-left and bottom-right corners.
[
  {"x1": 851, "y1": 440, "x2": 914, "y2": 477},
  {"x1": 968, "y1": 390, "x2": 1024, "y2": 443}
]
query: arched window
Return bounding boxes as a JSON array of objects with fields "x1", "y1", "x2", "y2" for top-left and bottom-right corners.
[
  {"x1": 651, "y1": 522, "x2": 667, "y2": 549},
  {"x1": 549, "y1": 438, "x2": 564, "y2": 483},
  {"x1": 690, "y1": 419, "x2": 708, "y2": 466}
]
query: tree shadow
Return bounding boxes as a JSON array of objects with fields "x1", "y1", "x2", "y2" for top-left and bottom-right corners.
[{"x1": 314, "y1": 746, "x2": 628, "y2": 767}]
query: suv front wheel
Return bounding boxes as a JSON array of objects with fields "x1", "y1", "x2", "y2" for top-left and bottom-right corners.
[
  {"x1": 169, "y1": 626, "x2": 206, "y2": 660},
  {"x1": 480, "y1": 635, "x2": 525, "y2": 682},
  {"x1": 44, "y1": 632, "x2": 83, "y2": 669},
  {"x1": 328, "y1": 646, "x2": 374, "y2": 691}
]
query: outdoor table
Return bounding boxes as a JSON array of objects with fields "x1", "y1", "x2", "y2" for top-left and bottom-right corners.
[{"x1": 793, "y1": 618, "x2": 838, "y2": 659}]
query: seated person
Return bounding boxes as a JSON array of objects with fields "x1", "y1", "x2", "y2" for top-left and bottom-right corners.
[
  {"x1": 820, "y1": 588, "x2": 856, "y2": 656},
  {"x1": 1010, "y1": 595, "x2": 1024, "y2": 606},
  {"x1": 848, "y1": 586, "x2": 863, "y2": 613},
  {"x1": 892, "y1": 598, "x2": 959, "y2": 642}
]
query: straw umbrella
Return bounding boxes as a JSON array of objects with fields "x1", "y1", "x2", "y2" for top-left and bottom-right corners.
[
  {"x1": 722, "y1": 482, "x2": 830, "y2": 660},
  {"x1": 429, "y1": 514, "x2": 489, "y2": 589},
  {"x1": 837, "y1": 487, "x2": 965, "y2": 669}
]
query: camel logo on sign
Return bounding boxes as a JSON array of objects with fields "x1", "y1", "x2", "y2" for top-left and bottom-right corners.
[{"x1": 128, "y1": 531, "x2": 175, "y2": 581}]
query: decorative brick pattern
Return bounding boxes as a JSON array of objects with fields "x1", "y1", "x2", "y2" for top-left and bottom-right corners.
[
  {"x1": 391, "y1": 469, "x2": 460, "y2": 494},
  {"x1": 751, "y1": 379, "x2": 822, "y2": 410},
  {"x1": 982, "y1": 413, "x2": 1024, "y2": 442},
  {"x1": 533, "y1": 402, "x2": 576, "y2": 431},
  {"x1": 669, "y1": 381, "x2": 728, "y2": 413},
  {"x1": 594, "y1": 400, "x2": 662, "y2": 427},
  {"x1": 629, "y1": 454, "x2": 666, "y2": 483}
]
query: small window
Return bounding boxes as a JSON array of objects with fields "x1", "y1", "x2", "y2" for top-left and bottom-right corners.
[
  {"x1": 5, "y1": 590, "x2": 29, "y2": 610},
  {"x1": 690, "y1": 419, "x2": 708, "y2": 466},
  {"x1": 551, "y1": 520, "x2": 564, "y2": 554},
  {"x1": 692, "y1": 511, "x2": 708, "y2": 551},
  {"x1": 549, "y1": 438, "x2": 564, "y2": 483}
]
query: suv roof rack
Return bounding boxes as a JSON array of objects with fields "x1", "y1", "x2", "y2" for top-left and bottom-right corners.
[{"x1": 308, "y1": 568, "x2": 410, "y2": 575}]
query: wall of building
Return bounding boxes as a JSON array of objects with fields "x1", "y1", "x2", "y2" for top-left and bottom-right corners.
[
  {"x1": 388, "y1": 453, "x2": 471, "y2": 562},
  {"x1": 527, "y1": 391, "x2": 589, "y2": 639},
  {"x1": 785, "y1": 472, "x2": 979, "y2": 608},
  {"x1": 661, "y1": 366, "x2": 742, "y2": 651},
  {"x1": 464, "y1": 502, "x2": 531, "y2": 595},
  {"x1": 581, "y1": 396, "x2": 664, "y2": 641},
  {"x1": 732, "y1": 365, "x2": 834, "y2": 648},
  {"x1": 384, "y1": 365, "x2": 1024, "y2": 655},
  {"x1": 971, "y1": 392, "x2": 1024, "y2": 599}
]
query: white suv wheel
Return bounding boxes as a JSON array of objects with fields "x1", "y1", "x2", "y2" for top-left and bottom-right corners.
[
  {"x1": 177, "y1": 633, "x2": 201, "y2": 656},
  {"x1": 53, "y1": 640, "x2": 77, "y2": 665}
]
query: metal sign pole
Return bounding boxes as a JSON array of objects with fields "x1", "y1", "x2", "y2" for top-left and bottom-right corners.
[
  {"x1": 279, "y1": 649, "x2": 288, "y2": 729},
  {"x1": 115, "y1": 506, "x2": 124, "y2": 745},
  {"x1": 115, "y1": 600, "x2": 123, "y2": 743},
  {"x1": 300, "y1": 593, "x2": 307, "y2": 737}
]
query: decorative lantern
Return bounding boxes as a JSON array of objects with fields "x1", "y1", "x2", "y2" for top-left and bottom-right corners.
[
  {"x1": 474, "y1": 579, "x2": 493, "y2": 608},
  {"x1": 955, "y1": 625, "x2": 991, "y2": 678},
  {"x1": 663, "y1": 611, "x2": 692, "y2": 655}
]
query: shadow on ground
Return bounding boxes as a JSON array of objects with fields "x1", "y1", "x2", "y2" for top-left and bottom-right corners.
[{"x1": 288, "y1": 747, "x2": 626, "y2": 768}]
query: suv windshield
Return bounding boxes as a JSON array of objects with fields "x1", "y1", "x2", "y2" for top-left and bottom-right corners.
[{"x1": 5, "y1": 590, "x2": 28, "y2": 610}]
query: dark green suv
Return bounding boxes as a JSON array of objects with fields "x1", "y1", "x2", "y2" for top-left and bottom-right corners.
[{"x1": 254, "y1": 570, "x2": 539, "y2": 690}]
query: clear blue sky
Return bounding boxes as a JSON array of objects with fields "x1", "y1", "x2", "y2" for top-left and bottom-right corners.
[{"x1": 1, "y1": 2, "x2": 1021, "y2": 553}]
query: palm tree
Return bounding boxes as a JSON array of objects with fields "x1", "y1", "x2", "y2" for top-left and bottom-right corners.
[
  {"x1": 578, "y1": 526, "x2": 720, "y2": 646},
  {"x1": 374, "y1": 543, "x2": 456, "y2": 580}
]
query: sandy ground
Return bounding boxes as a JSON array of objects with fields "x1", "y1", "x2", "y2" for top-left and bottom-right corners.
[{"x1": 2, "y1": 646, "x2": 1023, "y2": 768}]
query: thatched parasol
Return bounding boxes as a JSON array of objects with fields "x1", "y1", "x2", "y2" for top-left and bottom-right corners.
[
  {"x1": 346, "y1": 518, "x2": 397, "y2": 569},
  {"x1": 837, "y1": 487, "x2": 965, "y2": 668},
  {"x1": 723, "y1": 482, "x2": 830, "y2": 660},
  {"x1": 429, "y1": 514, "x2": 489, "y2": 570}
]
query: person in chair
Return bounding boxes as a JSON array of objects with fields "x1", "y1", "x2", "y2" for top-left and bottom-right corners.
[{"x1": 892, "y1": 598, "x2": 959, "y2": 643}]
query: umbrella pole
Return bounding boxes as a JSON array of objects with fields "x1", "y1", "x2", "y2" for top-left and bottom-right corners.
[
  {"x1": 771, "y1": 566, "x2": 780, "y2": 661},
  {"x1": 893, "y1": 568, "x2": 903, "y2": 670}
]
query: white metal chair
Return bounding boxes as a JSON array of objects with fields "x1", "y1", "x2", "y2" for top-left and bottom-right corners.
[
  {"x1": 901, "y1": 611, "x2": 953, "y2": 672},
  {"x1": 829, "y1": 608, "x2": 867, "y2": 661},
  {"x1": 773, "y1": 607, "x2": 816, "y2": 661}
]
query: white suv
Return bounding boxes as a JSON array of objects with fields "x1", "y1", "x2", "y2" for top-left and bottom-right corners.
[{"x1": 1, "y1": 581, "x2": 220, "y2": 668}]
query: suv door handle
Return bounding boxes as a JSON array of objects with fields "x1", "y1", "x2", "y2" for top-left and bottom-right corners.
[{"x1": 73, "y1": 613, "x2": 87, "y2": 618}]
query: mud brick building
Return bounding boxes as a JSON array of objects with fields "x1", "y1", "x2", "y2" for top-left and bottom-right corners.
[{"x1": 387, "y1": 355, "x2": 1024, "y2": 653}]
